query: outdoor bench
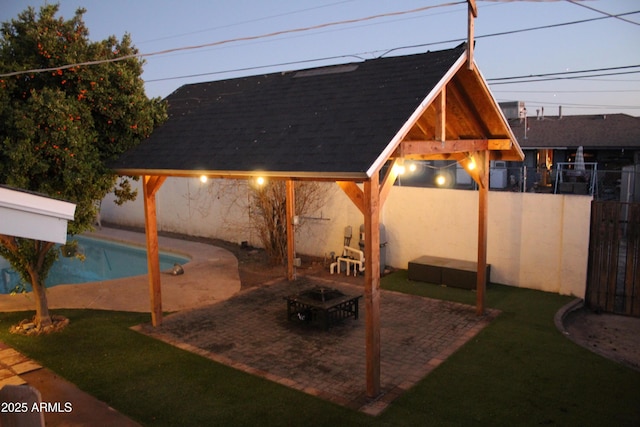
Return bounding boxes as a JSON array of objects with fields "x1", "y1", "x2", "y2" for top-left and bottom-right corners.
[{"x1": 407, "y1": 255, "x2": 490, "y2": 290}]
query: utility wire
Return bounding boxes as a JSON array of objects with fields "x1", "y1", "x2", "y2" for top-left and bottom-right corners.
[
  {"x1": 0, "y1": 1, "x2": 465, "y2": 78},
  {"x1": 145, "y1": 14, "x2": 640, "y2": 85},
  {"x1": 137, "y1": 0, "x2": 357, "y2": 44},
  {"x1": 566, "y1": 0, "x2": 640, "y2": 27},
  {"x1": 381, "y1": 10, "x2": 640, "y2": 57},
  {"x1": 487, "y1": 65, "x2": 640, "y2": 82},
  {"x1": 488, "y1": 70, "x2": 640, "y2": 85}
]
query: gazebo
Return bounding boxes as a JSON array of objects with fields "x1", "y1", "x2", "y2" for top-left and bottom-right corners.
[{"x1": 111, "y1": 42, "x2": 523, "y2": 397}]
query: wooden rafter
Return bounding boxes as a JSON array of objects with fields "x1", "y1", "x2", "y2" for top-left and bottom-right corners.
[
  {"x1": 435, "y1": 88, "x2": 446, "y2": 142},
  {"x1": 448, "y1": 76, "x2": 490, "y2": 137},
  {"x1": 379, "y1": 159, "x2": 400, "y2": 208}
]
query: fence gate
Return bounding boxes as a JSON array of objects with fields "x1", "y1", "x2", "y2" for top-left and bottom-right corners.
[{"x1": 586, "y1": 201, "x2": 640, "y2": 317}]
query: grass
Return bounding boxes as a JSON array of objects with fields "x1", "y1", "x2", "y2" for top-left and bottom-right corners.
[{"x1": 1, "y1": 271, "x2": 639, "y2": 426}]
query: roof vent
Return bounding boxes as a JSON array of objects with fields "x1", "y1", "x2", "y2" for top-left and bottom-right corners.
[{"x1": 293, "y1": 64, "x2": 359, "y2": 78}]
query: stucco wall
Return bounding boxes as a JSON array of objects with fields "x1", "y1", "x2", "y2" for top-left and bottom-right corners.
[{"x1": 100, "y1": 177, "x2": 592, "y2": 297}]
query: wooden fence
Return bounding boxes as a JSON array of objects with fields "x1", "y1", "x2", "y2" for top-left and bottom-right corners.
[{"x1": 586, "y1": 201, "x2": 640, "y2": 317}]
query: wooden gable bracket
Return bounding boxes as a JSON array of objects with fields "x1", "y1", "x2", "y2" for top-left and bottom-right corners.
[
  {"x1": 453, "y1": 150, "x2": 488, "y2": 189},
  {"x1": 336, "y1": 158, "x2": 402, "y2": 215}
]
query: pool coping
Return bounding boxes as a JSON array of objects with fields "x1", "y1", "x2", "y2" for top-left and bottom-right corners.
[{"x1": 0, "y1": 227, "x2": 241, "y2": 314}]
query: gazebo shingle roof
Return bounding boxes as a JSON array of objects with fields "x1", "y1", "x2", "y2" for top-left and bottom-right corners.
[{"x1": 112, "y1": 44, "x2": 468, "y2": 180}]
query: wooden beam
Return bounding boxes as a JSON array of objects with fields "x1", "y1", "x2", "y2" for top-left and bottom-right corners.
[
  {"x1": 400, "y1": 139, "x2": 488, "y2": 156},
  {"x1": 286, "y1": 180, "x2": 296, "y2": 281},
  {"x1": 476, "y1": 151, "x2": 489, "y2": 315},
  {"x1": 364, "y1": 171, "x2": 381, "y2": 398},
  {"x1": 490, "y1": 150, "x2": 525, "y2": 162},
  {"x1": 379, "y1": 159, "x2": 400, "y2": 208},
  {"x1": 142, "y1": 175, "x2": 165, "y2": 326},
  {"x1": 336, "y1": 181, "x2": 365, "y2": 215},
  {"x1": 467, "y1": 0, "x2": 477, "y2": 70}
]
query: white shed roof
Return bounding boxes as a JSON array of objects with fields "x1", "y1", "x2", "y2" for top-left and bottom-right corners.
[{"x1": 0, "y1": 186, "x2": 76, "y2": 244}]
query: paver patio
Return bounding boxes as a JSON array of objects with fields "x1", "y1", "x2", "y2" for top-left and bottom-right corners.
[{"x1": 136, "y1": 276, "x2": 498, "y2": 415}]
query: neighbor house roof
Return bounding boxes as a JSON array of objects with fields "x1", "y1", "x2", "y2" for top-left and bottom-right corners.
[
  {"x1": 510, "y1": 114, "x2": 640, "y2": 150},
  {"x1": 112, "y1": 43, "x2": 522, "y2": 181}
]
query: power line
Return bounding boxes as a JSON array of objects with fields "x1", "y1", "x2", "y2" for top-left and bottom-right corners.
[
  {"x1": 488, "y1": 70, "x2": 640, "y2": 85},
  {"x1": 494, "y1": 89, "x2": 640, "y2": 94},
  {"x1": 566, "y1": 0, "x2": 640, "y2": 27},
  {"x1": 488, "y1": 65, "x2": 640, "y2": 81},
  {"x1": 0, "y1": 1, "x2": 465, "y2": 78},
  {"x1": 137, "y1": 0, "x2": 357, "y2": 45},
  {"x1": 495, "y1": 98, "x2": 639, "y2": 111},
  {"x1": 381, "y1": 10, "x2": 640, "y2": 57},
  {"x1": 486, "y1": 65, "x2": 640, "y2": 84}
]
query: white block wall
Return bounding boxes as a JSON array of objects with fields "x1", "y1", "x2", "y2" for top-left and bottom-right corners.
[{"x1": 101, "y1": 178, "x2": 592, "y2": 298}]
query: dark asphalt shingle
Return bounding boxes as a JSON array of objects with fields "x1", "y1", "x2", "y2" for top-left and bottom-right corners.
[{"x1": 112, "y1": 44, "x2": 467, "y2": 178}]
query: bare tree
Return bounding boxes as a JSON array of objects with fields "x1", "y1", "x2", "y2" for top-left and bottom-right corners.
[{"x1": 249, "y1": 180, "x2": 326, "y2": 265}]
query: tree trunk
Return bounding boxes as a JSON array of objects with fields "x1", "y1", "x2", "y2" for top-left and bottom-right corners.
[
  {"x1": 28, "y1": 260, "x2": 53, "y2": 329},
  {"x1": 28, "y1": 269, "x2": 52, "y2": 329}
]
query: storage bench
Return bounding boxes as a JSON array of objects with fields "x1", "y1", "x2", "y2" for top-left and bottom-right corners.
[{"x1": 408, "y1": 255, "x2": 490, "y2": 290}]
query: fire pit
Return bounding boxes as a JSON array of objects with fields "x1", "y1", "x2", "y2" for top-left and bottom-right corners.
[{"x1": 285, "y1": 286, "x2": 362, "y2": 330}]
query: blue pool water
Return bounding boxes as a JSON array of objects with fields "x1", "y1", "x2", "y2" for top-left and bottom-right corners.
[{"x1": 0, "y1": 235, "x2": 189, "y2": 294}]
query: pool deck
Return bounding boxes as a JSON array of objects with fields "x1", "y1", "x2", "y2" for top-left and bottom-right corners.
[
  {"x1": 1, "y1": 227, "x2": 241, "y2": 426},
  {"x1": 0, "y1": 227, "x2": 241, "y2": 313}
]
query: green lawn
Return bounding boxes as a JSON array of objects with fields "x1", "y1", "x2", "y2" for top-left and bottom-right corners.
[{"x1": 1, "y1": 271, "x2": 639, "y2": 426}]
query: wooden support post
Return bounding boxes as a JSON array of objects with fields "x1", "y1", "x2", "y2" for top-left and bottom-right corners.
[
  {"x1": 476, "y1": 152, "x2": 489, "y2": 315},
  {"x1": 364, "y1": 171, "x2": 381, "y2": 398},
  {"x1": 286, "y1": 179, "x2": 296, "y2": 281},
  {"x1": 142, "y1": 175, "x2": 166, "y2": 326}
]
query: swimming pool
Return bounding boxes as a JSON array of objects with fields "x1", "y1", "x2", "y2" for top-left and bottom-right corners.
[{"x1": 0, "y1": 235, "x2": 189, "y2": 294}]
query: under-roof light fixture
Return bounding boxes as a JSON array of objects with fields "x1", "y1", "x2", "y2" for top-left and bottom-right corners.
[
  {"x1": 256, "y1": 176, "x2": 265, "y2": 186},
  {"x1": 393, "y1": 159, "x2": 417, "y2": 176},
  {"x1": 199, "y1": 175, "x2": 208, "y2": 183},
  {"x1": 435, "y1": 173, "x2": 447, "y2": 187},
  {"x1": 466, "y1": 154, "x2": 476, "y2": 171},
  {"x1": 392, "y1": 159, "x2": 406, "y2": 176}
]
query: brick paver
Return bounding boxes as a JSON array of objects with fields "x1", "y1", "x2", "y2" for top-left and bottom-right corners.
[
  {"x1": 0, "y1": 345, "x2": 42, "y2": 387},
  {"x1": 138, "y1": 276, "x2": 498, "y2": 415}
]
